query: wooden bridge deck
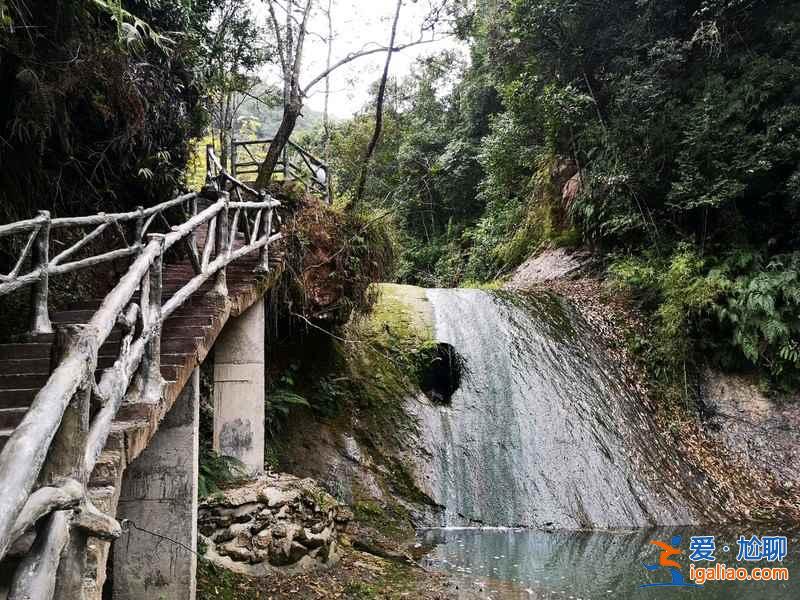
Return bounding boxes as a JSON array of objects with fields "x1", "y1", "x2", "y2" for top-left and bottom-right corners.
[{"x1": 0, "y1": 247, "x2": 279, "y2": 444}]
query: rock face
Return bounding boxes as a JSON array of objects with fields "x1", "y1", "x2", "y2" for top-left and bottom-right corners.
[
  {"x1": 506, "y1": 247, "x2": 590, "y2": 288},
  {"x1": 701, "y1": 369, "x2": 800, "y2": 487},
  {"x1": 198, "y1": 473, "x2": 350, "y2": 575}
]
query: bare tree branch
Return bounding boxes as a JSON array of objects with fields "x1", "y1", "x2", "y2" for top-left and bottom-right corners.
[
  {"x1": 355, "y1": 0, "x2": 403, "y2": 205},
  {"x1": 302, "y1": 37, "x2": 442, "y2": 95}
]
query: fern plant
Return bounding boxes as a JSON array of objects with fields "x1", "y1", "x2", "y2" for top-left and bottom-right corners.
[
  {"x1": 91, "y1": 0, "x2": 172, "y2": 52},
  {"x1": 714, "y1": 251, "x2": 800, "y2": 383},
  {"x1": 266, "y1": 364, "x2": 311, "y2": 435},
  {"x1": 198, "y1": 450, "x2": 247, "y2": 499}
]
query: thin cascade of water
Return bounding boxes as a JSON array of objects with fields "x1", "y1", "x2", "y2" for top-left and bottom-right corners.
[{"x1": 408, "y1": 288, "x2": 692, "y2": 528}]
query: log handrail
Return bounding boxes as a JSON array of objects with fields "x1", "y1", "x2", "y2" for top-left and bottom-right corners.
[
  {"x1": 0, "y1": 164, "x2": 281, "y2": 595},
  {"x1": 229, "y1": 137, "x2": 331, "y2": 203}
]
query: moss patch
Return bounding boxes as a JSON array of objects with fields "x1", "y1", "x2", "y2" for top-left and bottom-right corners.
[{"x1": 268, "y1": 284, "x2": 443, "y2": 541}]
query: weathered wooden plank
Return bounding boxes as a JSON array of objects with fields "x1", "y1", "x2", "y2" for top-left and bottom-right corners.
[
  {"x1": 49, "y1": 193, "x2": 195, "y2": 229},
  {"x1": 8, "y1": 227, "x2": 39, "y2": 279},
  {"x1": 49, "y1": 246, "x2": 139, "y2": 277}
]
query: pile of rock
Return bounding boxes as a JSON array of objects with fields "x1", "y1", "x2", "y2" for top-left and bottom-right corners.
[{"x1": 198, "y1": 473, "x2": 351, "y2": 575}]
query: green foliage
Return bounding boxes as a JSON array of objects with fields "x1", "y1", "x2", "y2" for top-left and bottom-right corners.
[
  {"x1": 0, "y1": 0, "x2": 212, "y2": 225},
  {"x1": 611, "y1": 247, "x2": 800, "y2": 388},
  {"x1": 198, "y1": 449, "x2": 247, "y2": 499},
  {"x1": 321, "y1": 0, "x2": 800, "y2": 387},
  {"x1": 92, "y1": 0, "x2": 173, "y2": 51},
  {"x1": 610, "y1": 247, "x2": 723, "y2": 379},
  {"x1": 713, "y1": 252, "x2": 800, "y2": 384},
  {"x1": 265, "y1": 362, "x2": 312, "y2": 434}
]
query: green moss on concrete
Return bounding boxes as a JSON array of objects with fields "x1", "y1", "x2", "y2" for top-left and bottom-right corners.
[{"x1": 269, "y1": 284, "x2": 441, "y2": 540}]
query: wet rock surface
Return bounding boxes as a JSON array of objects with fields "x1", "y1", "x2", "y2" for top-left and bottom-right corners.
[
  {"x1": 506, "y1": 247, "x2": 591, "y2": 288},
  {"x1": 411, "y1": 288, "x2": 694, "y2": 528},
  {"x1": 701, "y1": 369, "x2": 800, "y2": 488},
  {"x1": 198, "y1": 473, "x2": 350, "y2": 575}
]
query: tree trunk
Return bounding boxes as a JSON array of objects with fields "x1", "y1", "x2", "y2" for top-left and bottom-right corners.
[
  {"x1": 255, "y1": 96, "x2": 302, "y2": 189},
  {"x1": 323, "y1": 0, "x2": 333, "y2": 153},
  {"x1": 353, "y1": 0, "x2": 403, "y2": 206}
]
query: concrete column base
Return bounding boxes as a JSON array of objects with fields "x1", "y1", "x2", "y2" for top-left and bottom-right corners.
[
  {"x1": 112, "y1": 368, "x2": 200, "y2": 600},
  {"x1": 213, "y1": 298, "x2": 265, "y2": 474}
]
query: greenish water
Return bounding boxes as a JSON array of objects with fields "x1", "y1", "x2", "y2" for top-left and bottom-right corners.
[{"x1": 420, "y1": 527, "x2": 799, "y2": 599}]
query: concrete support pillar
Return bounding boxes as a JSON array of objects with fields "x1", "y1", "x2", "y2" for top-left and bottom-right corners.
[
  {"x1": 213, "y1": 298, "x2": 265, "y2": 474},
  {"x1": 113, "y1": 369, "x2": 200, "y2": 600}
]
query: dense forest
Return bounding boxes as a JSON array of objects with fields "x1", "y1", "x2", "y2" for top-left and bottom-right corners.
[
  {"x1": 1, "y1": 2, "x2": 799, "y2": 598},
  {"x1": 2, "y1": 0, "x2": 799, "y2": 390},
  {"x1": 320, "y1": 0, "x2": 800, "y2": 391}
]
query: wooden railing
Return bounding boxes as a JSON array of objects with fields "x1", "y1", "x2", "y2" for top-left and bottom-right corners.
[
  {"x1": 229, "y1": 138, "x2": 331, "y2": 203},
  {"x1": 0, "y1": 155, "x2": 280, "y2": 596}
]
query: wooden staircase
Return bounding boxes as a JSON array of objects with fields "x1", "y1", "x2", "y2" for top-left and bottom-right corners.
[{"x1": 0, "y1": 222, "x2": 282, "y2": 596}]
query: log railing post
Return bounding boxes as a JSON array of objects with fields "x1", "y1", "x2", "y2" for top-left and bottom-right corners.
[
  {"x1": 34, "y1": 324, "x2": 95, "y2": 600},
  {"x1": 231, "y1": 138, "x2": 238, "y2": 180},
  {"x1": 134, "y1": 206, "x2": 145, "y2": 249},
  {"x1": 212, "y1": 193, "x2": 229, "y2": 297},
  {"x1": 143, "y1": 234, "x2": 164, "y2": 386},
  {"x1": 256, "y1": 202, "x2": 273, "y2": 273},
  {"x1": 40, "y1": 325, "x2": 95, "y2": 486},
  {"x1": 29, "y1": 210, "x2": 52, "y2": 336}
]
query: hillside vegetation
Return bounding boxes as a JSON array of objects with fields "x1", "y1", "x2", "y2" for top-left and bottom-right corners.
[{"x1": 320, "y1": 0, "x2": 800, "y2": 390}]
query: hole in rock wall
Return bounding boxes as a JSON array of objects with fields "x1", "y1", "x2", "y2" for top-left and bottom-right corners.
[{"x1": 420, "y1": 342, "x2": 463, "y2": 405}]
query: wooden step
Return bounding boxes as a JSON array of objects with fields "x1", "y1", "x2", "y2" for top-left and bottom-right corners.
[
  {"x1": 159, "y1": 352, "x2": 193, "y2": 366},
  {"x1": 88, "y1": 486, "x2": 117, "y2": 515},
  {"x1": 51, "y1": 310, "x2": 97, "y2": 323},
  {"x1": 0, "y1": 343, "x2": 52, "y2": 360},
  {"x1": 89, "y1": 450, "x2": 124, "y2": 488},
  {"x1": 162, "y1": 324, "x2": 210, "y2": 338},
  {"x1": 0, "y1": 358, "x2": 51, "y2": 375},
  {"x1": 0, "y1": 407, "x2": 28, "y2": 429},
  {"x1": 160, "y1": 337, "x2": 201, "y2": 354},
  {"x1": 162, "y1": 314, "x2": 216, "y2": 328},
  {"x1": 0, "y1": 388, "x2": 38, "y2": 408},
  {"x1": 0, "y1": 373, "x2": 49, "y2": 389}
]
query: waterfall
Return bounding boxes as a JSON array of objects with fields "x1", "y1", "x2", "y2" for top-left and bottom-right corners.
[{"x1": 408, "y1": 289, "x2": 693, "y2": 529}]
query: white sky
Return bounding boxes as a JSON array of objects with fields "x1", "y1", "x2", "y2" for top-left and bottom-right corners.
[{"x1": 253, "y1": 0, "x2": 467, "y2": 118}]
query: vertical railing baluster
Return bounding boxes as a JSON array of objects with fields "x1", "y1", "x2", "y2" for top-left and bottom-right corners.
[
  {"x1": 143, "y1": 234, "x2": 164, "y2": 385},
  {"x1": 257, "y1": 203, "x2": 272, "y2": 273},
  {"x1": 186, "y1": 196, "x2": 202, "y2": 275},
  {"x1": 29, "y1": 210, "x2": 52, "y2": 336},
  {"x1": 38, "y1": 323, "x2": 94, "y2": 598},
  {"x1": 206, "y1": 144, "x2": 216, "y2": 188},
  {"x1": 213, "y1": 193, "x2": 229, "y2": 296},
  {"x1": 134, "y1": 206, "x2": 145, "y2": 249},
  {"x1": 231, "y1": 138, "x2": 238, "y2": 180}
]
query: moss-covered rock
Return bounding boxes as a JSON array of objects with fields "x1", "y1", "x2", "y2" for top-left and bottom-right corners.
[{"x1": 268, "y1": 284, "x2": 446, "y2": 546}]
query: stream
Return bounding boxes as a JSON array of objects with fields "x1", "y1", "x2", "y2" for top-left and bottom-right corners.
[{"x1": 419, "y1": 527, "x2": 799, "y2": 599}]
